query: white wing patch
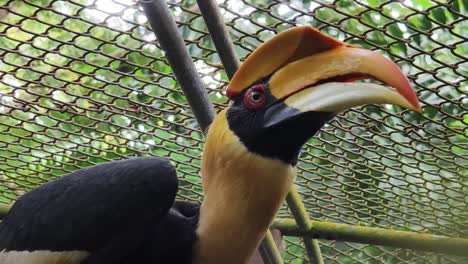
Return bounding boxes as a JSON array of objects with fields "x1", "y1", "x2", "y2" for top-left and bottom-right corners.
[{"x1": 0, "y1": 250, "x2": 89, "y2": 264}]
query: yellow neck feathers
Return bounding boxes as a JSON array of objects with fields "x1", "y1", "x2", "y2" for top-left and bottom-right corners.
[{"x1": 195, "y1": 109, "x2": 295, "y2": 264}]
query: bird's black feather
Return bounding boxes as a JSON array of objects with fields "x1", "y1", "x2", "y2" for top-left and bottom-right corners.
[
  {"x1": 0, "y1": 157, "x2": 178, "y2": 263},
  {"x1": 228, "y1": 85, "x2": 334, "y2": 165},
  {"x1": 123, "y1": 201, "x2": 200, "y2": 264}
]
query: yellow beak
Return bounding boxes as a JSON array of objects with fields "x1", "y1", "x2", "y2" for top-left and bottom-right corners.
[{"x1": 227, "y1": 26, "x2": 420, "y2": 113}]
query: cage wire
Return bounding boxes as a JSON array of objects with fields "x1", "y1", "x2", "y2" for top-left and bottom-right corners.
[{"x1": 0, "y1": 0, "x2": 466, "y2": 263}]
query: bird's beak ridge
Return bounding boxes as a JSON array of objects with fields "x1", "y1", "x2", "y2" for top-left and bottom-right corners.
[
  {"x1": 227, "y1": 26, "x2": 420, "y2": 117},
  {"x1": 269, "y1": 46, "x2": 421, "y2": 113}
]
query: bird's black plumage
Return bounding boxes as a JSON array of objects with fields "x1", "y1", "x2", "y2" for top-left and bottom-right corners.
[
  {"x1": 125, "y1": 201, "x2": 200, "y2": 264},
  {"x1": 0, "y1": 157, "x2": 199, "y2": 264}
]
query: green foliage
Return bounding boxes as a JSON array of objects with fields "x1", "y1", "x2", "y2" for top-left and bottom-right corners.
[{"x1": 0, "y1": 0, "x2": 466, "y2": 263}]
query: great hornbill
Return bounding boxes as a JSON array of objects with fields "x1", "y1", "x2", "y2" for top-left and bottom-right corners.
[{"x1": 0, "y1": 26, "x2": 419, "y2": 264}]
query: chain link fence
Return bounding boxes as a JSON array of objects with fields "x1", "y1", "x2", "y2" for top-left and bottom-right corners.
[{"x1": 0, "y1": 0, "x2": 466, "y2": 263}]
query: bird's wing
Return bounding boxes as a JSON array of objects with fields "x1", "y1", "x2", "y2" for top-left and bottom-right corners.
[{"x1": 0, "y1": 157, "x2": 178, "y2": 264}]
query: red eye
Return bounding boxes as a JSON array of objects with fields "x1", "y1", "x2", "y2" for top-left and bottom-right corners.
[{"x1": 243, "y1": 84, "x2": 266, "y2": 110}]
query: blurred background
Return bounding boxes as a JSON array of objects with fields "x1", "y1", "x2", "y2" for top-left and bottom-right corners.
[{"x1": 0, "y1": 0, "x2": 466, "y2": 263}]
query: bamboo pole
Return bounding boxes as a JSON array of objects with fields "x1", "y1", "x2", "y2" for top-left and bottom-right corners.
[
  {"x1": 273, "y1": 218, "x2": 468, "y2": 257},
  {"x1": 140, "y1": 0, "x2": 215, "y2": 132},
  {"x1": 258, "y1": 229, "x2": 285, "y2": 264},
  {"x1": 286, "y1": 187, "x2": 324, "y2": 264},
  {"x1": 196, "y1": 0, "x2": 240, "y2": 80}
]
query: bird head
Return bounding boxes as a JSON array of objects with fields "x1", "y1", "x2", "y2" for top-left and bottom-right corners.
[
  {"x1": 217, "y1": 26, "x2": 419, "y2": 166},
  {"x1": 197, "y1": 26, "x2": 420, "y2": 264}
]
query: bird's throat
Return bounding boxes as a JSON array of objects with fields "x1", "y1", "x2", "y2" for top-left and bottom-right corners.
[{"x1": 194, "y1": 110, "x2": 295, "y2": 264}]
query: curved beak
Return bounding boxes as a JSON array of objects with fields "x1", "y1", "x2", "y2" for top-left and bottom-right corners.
[
  {"x1": 269, "y1": 46, "x2": 421, "y2": 113},
  {"x1": 227, "y1": 26, "x2": 420, "y2": 129}
]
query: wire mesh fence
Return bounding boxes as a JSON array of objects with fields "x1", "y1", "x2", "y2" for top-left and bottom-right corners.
[{"x1": 0, "y1": 0, "x2": 466, "y2": 263}]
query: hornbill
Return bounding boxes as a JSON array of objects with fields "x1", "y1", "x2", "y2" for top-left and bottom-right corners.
[{"x1": 0, "y1": 26, "x2": 420, "y2": 264}]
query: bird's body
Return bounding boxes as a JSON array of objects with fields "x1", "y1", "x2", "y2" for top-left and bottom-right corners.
[
  {"x1": 0, "y1": 26, "x2": 420, "y2": 264},
  {"x1": 0, "y1": 158, "x2": 198, "y2": 264}
]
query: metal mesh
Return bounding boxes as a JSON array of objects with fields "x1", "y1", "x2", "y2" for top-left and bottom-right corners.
[{"x1": 0, "y1": 0, "x2": 466, "y2": 263}]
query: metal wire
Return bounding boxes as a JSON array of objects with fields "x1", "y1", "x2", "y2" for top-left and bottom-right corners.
[{"x1": 0, "y1": 0, "x2": 466, "y2": 263}]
